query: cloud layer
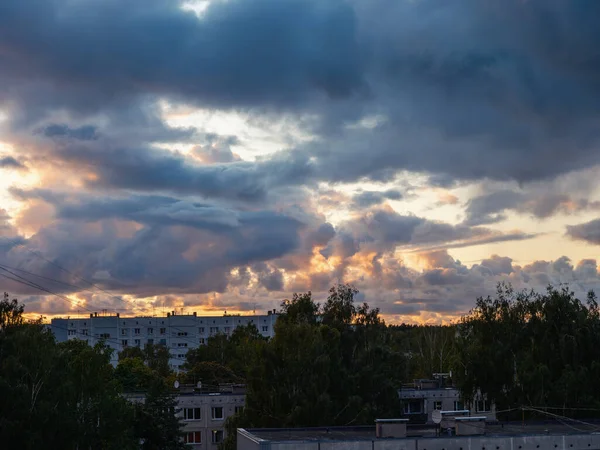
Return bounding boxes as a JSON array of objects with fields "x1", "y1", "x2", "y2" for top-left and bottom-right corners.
[{"x1": 1, "y1": 0, "x2": 600, "y2": 321}]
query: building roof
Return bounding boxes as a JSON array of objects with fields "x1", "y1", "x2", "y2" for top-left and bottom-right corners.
[{"x1": 243, "y1": 422, "x2": 600, "y2": 443}]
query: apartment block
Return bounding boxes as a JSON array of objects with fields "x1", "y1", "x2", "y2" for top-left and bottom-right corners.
[{"x1": 50, "y1": 310, "x2": 278, "y2": 370}]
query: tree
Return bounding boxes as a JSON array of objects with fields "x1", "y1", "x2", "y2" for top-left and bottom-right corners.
[
  {"x1": 134, "y1": 377, "x2": 185, "y2": 450},
  {"x1": 222, "y1": 285, "x2": 403, "y2": 449},
  {"x1": 454, "y1": 283, "x2": 600, "y2": 420},
  {"x1": 0, "y1": 292, "x2": 24, "y2": 330}
]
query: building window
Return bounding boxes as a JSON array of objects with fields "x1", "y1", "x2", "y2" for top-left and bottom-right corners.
[
  {"x1": 83, "y1": 322, "x2": 87, "y2": 326},
  {"x1": 99, "y1": 333, "x2": 110, "y2": 339},
  {"x1": 184, "y1": 431, "x2": 202, "y2": 444},
  {"x1": 134, "y1": 339, "x2": 141, "y2": 347},
  {"x1": 224, "y1": 327, "x2": 231, "y2": 334},
  {"x1": 454, "y1": 401, "x2": 464, "y2": 411},
  {"x1": 148, "y1": 328, "x2": 153, "y2": 334},
  {"x1": 199, "y1": 327, "x2": 205, "y2": 333},
  {"x1": 160, "y1": 328, "x2": 166, "y2": 335},
  {"x1": 235, "y1": 406, "x2": 244, "y2": 414},
  {"x1": 433, "y1": 401, "x2": 442, "y2": 410},
  {"x1": 178, "y1": 343, "x2": 188, "y2": 348},
  {"x1": 121, "y1": 340, "x2": 128, "y2": 347},
  {"x1": 476, "y1": 400, "x2": 489, "y2": 412},
  {"x1": 184, "y1": 408, "x2": 201, "y2": 421},
  {"x1": 177, "y1": 332, "x2": 188, "y2": 337},
  {"x1": 262, "y1": 326, "x2": 269, "y2": 332},
  {"x1": 403, "y1": 400, "x2": 422, "y2": 414},
  {"x1": 68, "y1": 329, "x2": 77, "y2": 336},
  {"x1": 210, "y1": 327, "x2": 219, "y2": 334},
  {"x1": 147, "y1": 339, "x2": 154, "y2": 345},
  {"x1": 211, "y1": 430, "x2": 224, "y2": 444},
  {"x1": 199, "y1": 338, "x2": 205, "y2": 345},
  {"x1": 159, "y1": 339, "x2": 166, "y2": 345},
  {"x1": 134, "y1": 328, "x2": 140, "y2": 335},
  {"x1": 211, "y1": 407, "x2": 224, "y2": 420},
  {"x1": 121, "y1": 328, "x2": 128, "y2": 336},
  {"x1": 81, "y1": 329, "x2": 88, "y2": 336}
]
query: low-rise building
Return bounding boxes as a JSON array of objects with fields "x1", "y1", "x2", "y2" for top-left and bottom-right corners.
[
  {"x1": 399, "y1": 374, "x2": 496, "y2": 423},
  {"x1": 126, "y1": 384, "x2": 245, "y2": 449},
  {"x1": 50, "y1": 310, "x2": 278, "y2": 369},
  {"x1": 237, "y1": 423, "x2": 600, "y2": 450}
]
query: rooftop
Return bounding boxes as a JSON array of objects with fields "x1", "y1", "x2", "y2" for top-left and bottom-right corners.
[{"x1": 245, "y1": 422, "x2": 600, "y2": 443}]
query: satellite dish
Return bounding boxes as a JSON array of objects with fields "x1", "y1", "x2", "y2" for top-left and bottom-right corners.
[
  {"x1": 197, "y1": 381, "x2": 202, "y2": 389},
  {"x1": 432, "y1": 410, "x2": 442, "y2": 424},
  {"x1": 174, "y1": 380, "x2": 180, "y2": 389}
]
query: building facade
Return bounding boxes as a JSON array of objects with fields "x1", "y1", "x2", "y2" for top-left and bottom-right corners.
[
  {"x1": 50, "y1": 310, "x2": 278, "y2": 370},
  {"x1": 399, "y1": 376, "x2": 496, "y2": 423},
  {"x1": 126, "y1": 384, "x2": 245, "y2": 449},
  {"x1": 237, "y1": 427, "x2": 600, "y2": 450}
]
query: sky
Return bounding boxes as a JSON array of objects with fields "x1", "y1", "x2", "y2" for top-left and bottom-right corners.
[{"x1": 1, "y1": 0, "x2": 600, "y2": 324}]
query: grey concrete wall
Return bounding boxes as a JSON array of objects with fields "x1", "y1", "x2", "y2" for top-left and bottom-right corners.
[
  {"x1": 237, "y1": 429, "x2": 263, "y2": 450},
  {"x1": 242, "y1": 433, "x2": 600, "y2": 450}
]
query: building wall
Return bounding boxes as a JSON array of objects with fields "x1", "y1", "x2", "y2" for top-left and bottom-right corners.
[
  {"x1": 50, "y1": 312, "x2": 278, "y2": 369},
  {"x1": 179, "y1": 392, "x2": 245, "y2": 449},
  {"x1": 399, "y1": 388, "x2": 496, "y2": 423},
  {"x1": 239, "y1": 432, "x2": 600, "y2": 450},
  {"x1": 126, "y1": 391, "x2": 245, "y2": 449}
]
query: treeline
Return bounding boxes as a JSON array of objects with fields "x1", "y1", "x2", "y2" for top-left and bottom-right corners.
[
  {"x1": 183, "y1": 285, "x2": 458, "y2": 449},
  {"x1": 0, "y1": 293, "x2": 184, "y2": 450},
  {"x1": 4, "y1": 282, "x2": 600, "y2": 449},
  {"x1": 455, "y1": 283, "x2": 600, "y2": 419},
  {"x1": 182, "y1": 284, "x2": 600, "y2": 448}
]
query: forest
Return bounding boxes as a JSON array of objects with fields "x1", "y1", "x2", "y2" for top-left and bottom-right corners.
[{"x1": 2, "y1": 282, "x2": 600, "y2": 449}]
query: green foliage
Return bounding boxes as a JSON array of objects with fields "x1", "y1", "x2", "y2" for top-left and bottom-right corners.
[
  {"x1": 0, "y1": 294, "x2": 184, "y2": 449},
  {"x1": 221, "y1": 284, "x2": 404, "y2": 449},
  {"x1": 183, "y1": 361, "x2": 242, "y2": 386},
  {"x1": 454, "y1": 283, "x2": 600, "y2": 419},
  {"x1": 134, "y1": 378, "x2": 186, "y2": 450}
]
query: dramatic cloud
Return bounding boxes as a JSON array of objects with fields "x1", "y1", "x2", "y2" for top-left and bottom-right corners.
[
  {"x1": 352, "y1": 189, "x2": 403, "y2": 208},
  {"x1": 0, "y1": 155, "x2": 26, "y2": 170},
  {"x1": 464, "y1": 189, "x2": 600, "y2": 225},
  {"x1": 3, "y1": 0, "x2": 600, "y2": 185},
  {"x1": 567, "y1": 219, "x2": 600, "y2": 245},
  {"x1": 1, "y1": 0, "x2": 599, "y2": 322}
]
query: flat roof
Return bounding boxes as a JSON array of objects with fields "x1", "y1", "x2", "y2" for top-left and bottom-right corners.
[{"x1": 245, "y1": 422, "x2": 600, "y2": 443}]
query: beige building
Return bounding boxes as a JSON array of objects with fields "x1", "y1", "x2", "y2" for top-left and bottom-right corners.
[{"x1": 126, "y1": 384, "x2": 245, "y2": 448}]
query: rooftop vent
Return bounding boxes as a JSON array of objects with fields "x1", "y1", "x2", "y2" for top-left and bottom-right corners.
[{"x1": 375, "y1": 419, "x2": 408, "y2": 438}]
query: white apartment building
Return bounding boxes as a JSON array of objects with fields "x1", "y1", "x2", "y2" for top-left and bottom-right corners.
[{"x1": 50, "y1": 310, "x2": 278, "y2": 370}]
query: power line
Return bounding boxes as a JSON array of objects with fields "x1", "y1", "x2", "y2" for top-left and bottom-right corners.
[{"x1": 0, "y1": 269, "x2": 95, "y2": 313}]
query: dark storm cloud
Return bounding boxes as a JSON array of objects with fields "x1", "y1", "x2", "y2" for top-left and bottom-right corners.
[
  {"x1": 0, "y1": 156, "x2": 26, "y2": 170},
  {"x1": 352, "y1": 189, "x2": 403, "y2": 208},
  {"x1": 321, "y1": 209, "x2": 536, "y2": 258},
  {"x1": 1, "y1": 194, "x2": 306, "y2": 296},
  {"x1": 49, "y1": 143, "x2": 315, "y2": 202},
  {"x1": 464, "y1": 189, "x2": 600, "y2": 225},
  {"x1": 2, "y1": 0, "x2": 600, "y2": 186},
  {"x1": 0, "y1": 0, "x2": 364, "y2": 119},
  {"x1": 11, "y1": 188, "x2": 303, "y2": 235},
  {"x1": 567, "y1": 218, "x2": 600, "y2": 245},
  {"x1": 42, "y1": 124, "x2": 98, "y2": 141}
]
